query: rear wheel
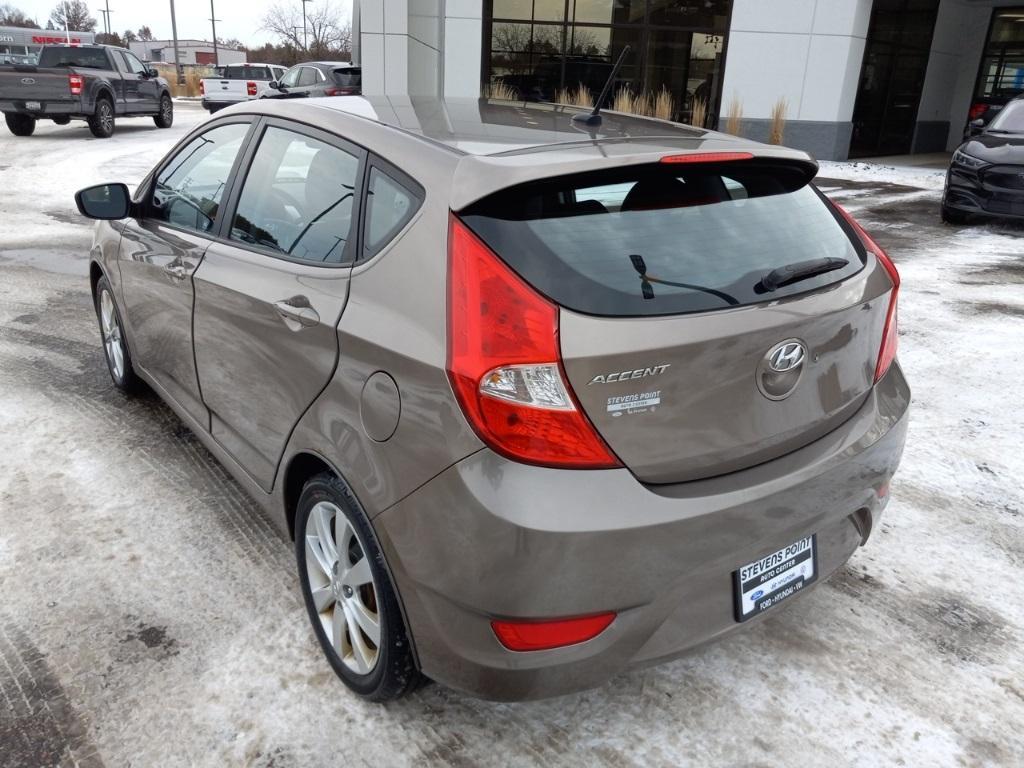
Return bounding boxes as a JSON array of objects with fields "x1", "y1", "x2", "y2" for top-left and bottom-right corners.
[
  {"x1": 941, "y1": 204, "x2": 970, "y2": 225},
  {"x1": 154, "y1": 94, "x2": 173, "y2": 128},
  {"x1": 295, "y1": 473, "x2": 422, "y2": 701},
  {"x1": 88, "y1": 98, "x2": 114, "y2": 138},
  {"x1": 51, "y1": 115, "x2": 71, "y2": 126},
  {"x1": 94, "y1": 276, "x2": 141, "y2": 394},
  {"x1": 4, "y1": 113, "x2": 35, "y2": 136}
]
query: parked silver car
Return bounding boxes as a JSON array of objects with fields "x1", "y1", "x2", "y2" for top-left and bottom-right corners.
[{"x1": 75, "y1": 96, "x2": 908, "y2": 701}]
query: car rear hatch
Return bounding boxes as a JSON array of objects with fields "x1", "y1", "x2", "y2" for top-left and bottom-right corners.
[{"x1": 457, "y1": 154, "x2": 895, "y2": 483}]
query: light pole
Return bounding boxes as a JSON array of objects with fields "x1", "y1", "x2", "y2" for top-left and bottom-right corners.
[
  {"x1": 169, "y1": 0, "x2": 184, "y2": 85},
  {"x1": 301, "y1": 0, "x2": 313, "y2": 51},
  {"x1": 209, "y1": 0, "x2": 220, "y2": 67}
]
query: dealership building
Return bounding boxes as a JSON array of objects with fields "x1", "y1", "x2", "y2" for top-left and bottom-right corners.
[
  {"x1": 0, "y1": 25, "x2": 95, "y2": 63},
  {"x1": 128, "y1": 39, "x2": 247, "y2": 67},
  {"x1": 354, "y1": 0, "x2": 1024, "y2": 159}
]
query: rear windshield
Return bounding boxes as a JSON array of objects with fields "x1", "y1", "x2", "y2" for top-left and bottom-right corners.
[
  {"x1": 38, "y1": 47, "x2": 110, "y2": 69},
  {"x1": 460, "y1": 162, "x2": 864, "y2": 317},
  {"x1": 221, "y1": 65, "x2": 273, "y2": 80},
  {"x1": 332, "y1": 67, "x2": 361, "y2": 87}
]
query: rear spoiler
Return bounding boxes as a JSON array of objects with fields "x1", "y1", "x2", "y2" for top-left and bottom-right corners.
[{"x1": 450, "y1": 141, "x2": 819, "y2": 211}]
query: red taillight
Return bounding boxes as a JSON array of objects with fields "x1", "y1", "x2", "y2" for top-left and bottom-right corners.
[
  {"x1": 69, "y1": 74, "x2": 83, "y2": 96},
  {"x1": 660, "y1": 151, "x2": 754, "y2": 164},
  {"x1": 834, "y1": 204, "x2": 900, "y2": 382},
  {"x1": 446, "y1": 215, "x2": 621, "y2": 469},
  {"x1": 968, "y1": 102, "x2": 986, "y2": 121},
  {"x1": 324, "y1": 86, "x2": 356, "y2": 96},
  {"x1": 199, "y1": 79, "x2": 205, "y2": 96},
  {"x1": 246, "y1": 81, "x2": 257, "y2": 96},
  {"x1": 491, "y1": 612, "x2": 616, "y2": 652}
]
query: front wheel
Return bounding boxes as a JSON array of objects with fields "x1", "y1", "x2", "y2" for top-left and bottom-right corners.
[
  {"x1": 295, "y1": 473, "x2": 422, "y2": 701},
  {"x1": 154, "y1": 94, "x2": 173, "y2": 128},
  {"x1": 87, "y1": 98, "x2": 114, "y2": 138},
  {"x1": 4, "y1": 112, "x2": 36, "y2": 136},
  {"x1": 94, "y1": 276, "x2": 141, "y2": 394}
]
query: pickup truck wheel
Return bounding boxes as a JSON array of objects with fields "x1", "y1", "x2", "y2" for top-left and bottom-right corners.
[
  {"x1": 154, "y1": 94, "x2": 173, "y2": 128},
  {"x1": 88, "y1": 98, "x2": 115, "y2": 139},
  {"x1": 4, "y1": 113, "x2": 36, "y2": 136},
  {"x1": 51, "y1": 116, "x2": 71, "y2": 126}
]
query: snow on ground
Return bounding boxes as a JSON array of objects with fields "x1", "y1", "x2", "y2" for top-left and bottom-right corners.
[{"x1": 1, "y1": 114, "x2": 1023, "y2": 767}]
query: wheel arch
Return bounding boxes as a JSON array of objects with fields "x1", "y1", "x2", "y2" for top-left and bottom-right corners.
[
  {"x1": 94, "y1": 86, "x2": 114, "y2": 107},
  {"x1": 89, "y1": 259, "x2": 106, "y2": 298},
  {"x1": 282, "y1": 451, "x2": 337, "y2": 540}
]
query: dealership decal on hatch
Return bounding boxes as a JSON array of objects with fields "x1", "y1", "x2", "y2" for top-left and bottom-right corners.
[{"x1": 606, "y1": 390, "x2": 661, "y2": 416}]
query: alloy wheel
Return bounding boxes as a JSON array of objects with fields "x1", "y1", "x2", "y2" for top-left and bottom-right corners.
[
  {"x1": 304, "y1": 501, "x2": 381, "y2": 674},
  {"x1": 99, "y1": 289, "x2": 124, "y2": 380}
]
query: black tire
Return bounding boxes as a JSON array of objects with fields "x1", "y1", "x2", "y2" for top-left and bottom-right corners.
[
  {"x1": 154, "y1": 93, "x2": 173, "y2": 128},
  {"x1": 93, "y1": 276, "x2": 142, "y2": 395},
  {"x1": 51, "y1": 115, "x2": 71, "y2": 126},
  {"x1": 941, "y1": 203, "x2": 970, "y2": 225},
  {"x1": 4, "y1": 112, "x2": 36, "y2": 136},
  {"x1": 295, "y1": 472, "x2": 422, "y2": 701},
  {"x1": 87, "y1": 97, "x2": 115, "y2": 138}
]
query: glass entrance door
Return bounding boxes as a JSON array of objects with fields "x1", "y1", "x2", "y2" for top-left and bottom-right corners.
[{"x1": 849, "y1": 0, "x2": 940, "y2": 157}]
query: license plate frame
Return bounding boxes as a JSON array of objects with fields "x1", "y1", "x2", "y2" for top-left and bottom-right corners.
[
  {"x1": 733, "y1": 534, "x2": 817, "y2": 622},
  {"x1": 25, "y1": 101, "x2": 41, "y2": 111}
]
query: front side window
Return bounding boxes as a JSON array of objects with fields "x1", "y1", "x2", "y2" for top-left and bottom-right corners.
[
  {"x1": 122, "y1": 51, "x2": 148, "y2": 75},
  {"x1": 363, "y1": 167, "x2": 421, "y2": 258},
  {"x1": 989, "y1": 99, "x2": 1024, "y2": 132},
  {"x1": 279, "y1": 66, "x2": 301, "y2": 87},
  {"x1": 230, "y1": 126, "x2": 360, "y2": 264},
  {"x1": 150, "y1": 122, "x2": 250, "y2": 233}
]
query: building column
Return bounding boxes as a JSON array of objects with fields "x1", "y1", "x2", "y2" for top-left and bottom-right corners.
[
  {"x1": 720, "y1": 0, "x2": 873, "y2": 160},
  {"x1": 359, "y1": 0, "x2": 444, "y2": 97}
]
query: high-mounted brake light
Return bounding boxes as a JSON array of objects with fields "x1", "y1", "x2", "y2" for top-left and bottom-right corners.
[
  {"x1": 660, "y1": 151, "x2": 754, "y2": 164},
  {"x1": 834, "y1": 204, "x2": 900, "y2": 382},
  {"x1": 492, "y1": 612, "x2": 616, "y2": 652},
  {"x1": 68, "y1": 74, "x2": 83, "y2": 96},
  {"x1": 246, "y1": 80, "x2": 258, "y2": 96},
  {"x1": 446, "y1": 215, "x2": 621, "y2": 469}
]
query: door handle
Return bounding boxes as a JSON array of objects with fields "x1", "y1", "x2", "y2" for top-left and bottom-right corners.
[
  {"x1": 273, "y1": 298, "x2": 319, "y2": 329},
  {"x1": 163, "y1": 263, "x2": 188, "y2": 280}
]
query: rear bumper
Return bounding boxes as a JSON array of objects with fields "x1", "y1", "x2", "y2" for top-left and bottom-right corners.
[
  {"x1": 0, "y1": 99, "x2": 78, "y2": 116},
  {"x1": 201, "y1": 97, "x2": 245, "y2": 111},
  {"x1": 944, "y1": 166, "x2": 1024, "y2": 220},
  {"x1": 374, "y1": 363, "x2": 910, "y2": 700}
]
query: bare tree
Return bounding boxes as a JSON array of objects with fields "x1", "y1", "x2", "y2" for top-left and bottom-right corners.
[
  {"x1": 262, "y1": 0, "x2": 352, "y2": 57},
  {"x1": 122, "y1": 29, "x2": 138, "y2": 43},
  {"x1": 137, "y1": 25, "x2": 155, "y2": 42},
  {"x1": 49, "y1": 0, "x2": 96, "y2": 32},
  {"x1": 0, "y1": 3, "x2": 37, "y2": 27}
]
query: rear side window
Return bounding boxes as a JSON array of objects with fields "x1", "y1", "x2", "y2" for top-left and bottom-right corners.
[
  {"x1": 229, "y1": 126, "x2": 360, "y2": 264},
  {"x1": 460, "y1": 163, "x2": 864, "y2": 317},
  {"x1": 298, "y1": 67, "x2": 320, "y2": 86},
  {"x1": 362, "y1": 167, "x2": 421, "y2": 258}
]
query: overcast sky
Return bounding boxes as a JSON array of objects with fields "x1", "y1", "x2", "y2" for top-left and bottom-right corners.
[{"x1": 15, "y1": 0, "x2": 353, "y2": 48}]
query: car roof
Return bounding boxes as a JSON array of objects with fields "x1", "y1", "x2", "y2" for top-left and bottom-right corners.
[{"x1": 235, "y1": 96, "x2": 816, "y2": 209}]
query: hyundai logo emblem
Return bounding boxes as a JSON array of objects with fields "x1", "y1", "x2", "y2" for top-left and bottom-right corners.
[
  {"x1": 20, "y1": 77, "x2": 36, "y2": 85},
  {"x1": 768, "y1": 341, "x2": 806, "y2": 373}
]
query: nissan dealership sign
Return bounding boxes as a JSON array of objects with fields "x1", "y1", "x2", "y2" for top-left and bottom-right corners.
[{"x1": 0, "y1": 25, "x2": 95, "y2": 49}]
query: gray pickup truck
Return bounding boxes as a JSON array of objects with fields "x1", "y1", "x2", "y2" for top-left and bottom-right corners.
[{"x1": 0, "y1": 44, "x2": 173, "y2": 138}]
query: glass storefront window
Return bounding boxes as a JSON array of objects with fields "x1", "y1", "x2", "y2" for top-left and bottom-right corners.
[
  {"x1": 485, "y1": 0, "x2": 731, "y2": 125},
  {"x1": 974, "y1": 8, "x2": 1024, "y2": 100}
]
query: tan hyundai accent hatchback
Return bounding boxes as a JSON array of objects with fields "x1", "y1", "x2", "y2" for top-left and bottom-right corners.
[{"x1": 75, "y1": 96, "x2": 908, "y2": 701}]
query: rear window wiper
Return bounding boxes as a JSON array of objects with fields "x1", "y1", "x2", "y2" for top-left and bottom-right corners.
[
  {"x1": 756, "y1": 257, "x2": 848, "y2": 294},
  {"x1": 630, "y1": 254, "x2": 739, "y2": 306}
]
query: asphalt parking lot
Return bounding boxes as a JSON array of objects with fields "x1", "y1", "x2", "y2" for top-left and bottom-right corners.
[{"x1": 1, "y1": 104, "x2": 1023, "y2": 767}]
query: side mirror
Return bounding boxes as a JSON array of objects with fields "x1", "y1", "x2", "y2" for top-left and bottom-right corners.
[
  {"x1": 75, "y1": 183, "x2": 131, "y2": 220},
  {"x1": 147, "y1": 68, "x2": 159, "y2": 78},
  {"x1": 269, "y1": 81, "x2": 280, "y2": 90}
]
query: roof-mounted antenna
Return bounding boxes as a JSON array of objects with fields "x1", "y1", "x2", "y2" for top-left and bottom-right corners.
[{"x1": 572, "y1": 44, "x2": 631, "y2": 127}]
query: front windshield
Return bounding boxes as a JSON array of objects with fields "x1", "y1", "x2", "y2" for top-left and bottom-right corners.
[{"x1": 988, "y1": 101, "x2": 1024, "y2": 133}]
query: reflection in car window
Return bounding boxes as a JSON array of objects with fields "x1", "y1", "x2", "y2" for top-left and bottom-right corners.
[
  {"x1": 279, "y1": 67, "x2": 301, "y2": 87},
  {"x1": 364, "y1": 168, "x2": 420, "y2": 258},
  {"x1": 230, "y1": 126, "x2": 359, "y2": 264},
  {"x1": 989, "y1": 100, "x2": 1024, "y2": 133},
  {"x1": 151, "y1": 122, "x2": 250, "y2": 233}
]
